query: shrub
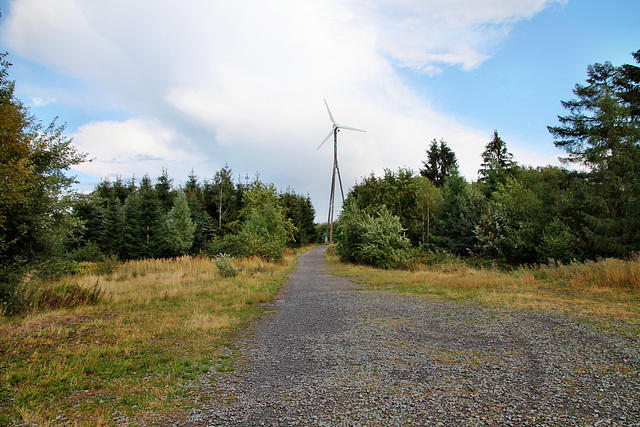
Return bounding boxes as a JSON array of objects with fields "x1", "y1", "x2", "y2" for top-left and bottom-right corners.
[
  {"x1": 335, "y1": 203, "x2": 410, "y2": 269},
  {"x1": 213, "y1": 253, "x2": 241, "y2": 278}
]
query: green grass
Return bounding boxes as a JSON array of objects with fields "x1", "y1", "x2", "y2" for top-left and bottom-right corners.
[{"x1": 0, "y1": 248, "x2": 310, "y2": 426}]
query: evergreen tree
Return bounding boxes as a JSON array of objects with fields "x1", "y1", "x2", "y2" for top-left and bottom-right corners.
[
  {"x1": 121, "y1": 175, "x2": 164, "y2": 259},
  {"x1": 165, "y1": 191, "x2": 196, "y2": 256},
  {"x1": 155, "y1": 167, "x2": 174, "y2": 214},
  {"x1": 239, "y1": 180, "x2": 294, "y2": 261},
  {"x1": 183, "y1": 172, "x2": 215, "y2": 254},
  {"x1": 420, "y1": 138, "x2": 458, "y2": 187},
  {"x1": 548, "y1": 55, "x2": 640, "y2": 257},
  {"x1": 438, "y1": 174, "x2": 485, "y2": 256},
  {"x1": 478, "y1": 130, "x2": 516, "y2": 195}
]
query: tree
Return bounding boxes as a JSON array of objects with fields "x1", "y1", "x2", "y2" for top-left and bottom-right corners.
[
  {"x1": 121, "y1": 175, "x2": 165, "y2": 259},
  {"x1": 478, "y1": 130, "x2": 516, "y2": 195},
  {"x1": 0, "y1": 52, "x2": 86, "y2": 275},
  {"x1": 183, "y1": 171, "x2": 215, "y2": 254},
  {"x1": 420, "y1": 138, "x2": 458, "y2": 187},
  {"x1": 165, "y1": 191, "x2": 196, "y2": 256},
  {"x1": 206, "y1": 165, "x2": 236, "y2": 230},
  {"x1": 239, "y1": 180, "x2": 294, "y2": 261},
  {"x1": 155, "y1": 167, "x2": 174, "y2": 214},
  {"x1": 476, "y1": 178, "x2": 543, "y2": 265},
  {"x1": 548, "y1": 54, "x2": 640, "y2": 257},
  {"x1": 279, "y1": 190, "x2": 317, "y2": 247}
]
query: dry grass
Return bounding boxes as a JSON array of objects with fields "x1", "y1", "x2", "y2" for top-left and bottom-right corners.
[
  {"x1": 326, "y1": 250, "x2": 640, "y2": 321},
  {"x1": 0, "y1": 248, "x2": 310, "y2": 426}
]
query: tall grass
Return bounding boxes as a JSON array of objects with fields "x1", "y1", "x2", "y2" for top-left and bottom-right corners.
[
  {"x1": 0, "y1": 248, "x2": 307, "y2": 426},
  {"x1": 326, "y1": 249, "x2": 640, "y2": 319},
  {"x1": 531, "y1": 254, "x2": 640, "y2": 290}
]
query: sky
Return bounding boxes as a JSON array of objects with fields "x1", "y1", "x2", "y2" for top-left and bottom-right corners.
[{"x1": 0, "y1": 0, "x2": 638, "y2": 222}]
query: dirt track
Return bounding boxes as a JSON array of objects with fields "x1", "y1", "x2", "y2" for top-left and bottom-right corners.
[{"x1": 184, "y1": 245, "x2": 640, "y2": 426}]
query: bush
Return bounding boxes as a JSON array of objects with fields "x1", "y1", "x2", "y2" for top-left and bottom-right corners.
[
  {"x1": 335, "y1": 203, "x2": 411, "y2": 269},
  {"x1": 213, "y1": 253, "x2": 241, "y2": 278}
]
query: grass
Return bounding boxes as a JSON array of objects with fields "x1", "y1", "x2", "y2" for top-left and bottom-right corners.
[
  {"x1": 0, "y1": 248, "x2": 310, "y2": 426},
  {"x1": 325, "y1": 247, "x2": 640, "y2": 322}
]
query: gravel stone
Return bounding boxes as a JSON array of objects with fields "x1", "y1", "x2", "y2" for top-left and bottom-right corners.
[{"x1": 183, "y1": 246, "x2": 640, "y2": 426}]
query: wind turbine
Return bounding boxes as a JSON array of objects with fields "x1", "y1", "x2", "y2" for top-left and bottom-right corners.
[{"x1": 317, "y1": 99, "x2": 365, "y2": 242}]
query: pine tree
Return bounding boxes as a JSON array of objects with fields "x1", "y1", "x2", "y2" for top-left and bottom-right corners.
[
  {"x1": 548, "y1": 56, "x2": 640, "y2": 257},
  {"x1": 478, "y1": 130, "x2": 516, "y2": 195},
  {"x1": 420, "y1": 139, "x2": 458, "y2": 187},
  {"x1": 155, "y1": 167, "x2": 174, "y2": 214},
  {"x1": 165, "y1": 191, "x2": 196, "y2": 256},
  {"x1": 122, "y1": 175, "x2": 164, "y2": 259}
]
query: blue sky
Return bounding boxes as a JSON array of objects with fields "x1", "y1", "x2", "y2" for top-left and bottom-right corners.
[{"x1": 0, "y1": 0, "x2": 638, "y2": 221}]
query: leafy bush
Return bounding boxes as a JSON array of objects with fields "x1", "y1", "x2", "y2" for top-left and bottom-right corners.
[
  {"x1": 537, "y1": 219, "x2": 584, "y2": 264},
  {"x1": 335, "y1": 203, "x2": 410, "y2": 269},
  {"x1": 213, "y1": 253, "x2": 241, "y2": 278}
]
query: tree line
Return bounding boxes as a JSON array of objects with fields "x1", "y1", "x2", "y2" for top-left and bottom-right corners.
[
  {"x1": 70, "y1": 167, "x2": 318, "y2": 262},
  {"x1": 335, "y1": 50, "x2": 640, "y2": 268}
]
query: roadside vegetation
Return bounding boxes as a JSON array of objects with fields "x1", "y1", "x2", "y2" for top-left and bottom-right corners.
[
  {"x1": 0, "y1": 249, "x2": 307, "y2": 426},
  {"x1": 326, "y1": 246, "x2": 640, "y2": 329}
]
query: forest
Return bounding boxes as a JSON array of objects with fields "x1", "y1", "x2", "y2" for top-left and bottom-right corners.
[
  {"x1": 335, "y1": 50, "x2": 640, "y2": 269},
  {"x1": 1, "y1": 48, "x2": 639, "y2": 315}
]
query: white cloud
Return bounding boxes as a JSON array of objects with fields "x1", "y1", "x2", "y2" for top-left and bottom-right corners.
[
  {"x1": 72, "y1": 119, "x2": 204, "y2": 181},
  {"x1": 2, "y1": 0, "x2": 565, "y2": 218},
  {"x1": 30, "y1": 96, "x2": 55, "y2": 107}
]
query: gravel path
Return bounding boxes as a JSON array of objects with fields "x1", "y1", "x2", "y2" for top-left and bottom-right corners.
[{"x1": 187, "y1": 246, "x2": 640, "y2": 426}]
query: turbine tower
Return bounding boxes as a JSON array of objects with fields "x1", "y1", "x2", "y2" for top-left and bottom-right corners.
[{"x1": 318, "y1": 99, "x2": 365, "y2": 242}]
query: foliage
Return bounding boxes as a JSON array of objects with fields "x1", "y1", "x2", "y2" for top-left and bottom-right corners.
[
  {"x1": 438, "y1": 174, "x2": 485, "y2": 256},
  {"x1": 476, "y1": 178, "x2": 543, "y2": 264},
  {"x1": 213, "y1": 253, "x2": 241, "y2": 278},
  {"x1": 165, "y1": 191, "x2": 196, "y2": 256},
  {"x1": 121, "y1": 175, "x2": 165, "y2": 259},
  {"x1": 0, "y1": 51, "x2": 87, "y2": 313},
  {"x1": 238, "y1": 180, "x2": 295, "y2": 261},
  {"x1": 279, "y1": 190, "x2": 317, "y2": 247},
  {"x1": 549, "y1": 52, "x2": 640, "y2": 258},
  {"x1": 420, "y1": 138, "x2": 458, "y2": 187},
  {"x1": 335, "y1": 202, "x2": 410, "y2": 269},
  {"x1": 478, "y1": 130, "x2": 517, "y2": 195},
  {"x1": 348, "y1": 168, "x2": 440, "y2": 247}
]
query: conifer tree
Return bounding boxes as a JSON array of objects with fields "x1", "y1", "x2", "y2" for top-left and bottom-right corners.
[
  {"x1": 165, "y1": 191, "x2": 196, "y2": 256},
  {"x1": 420, "y1": 139, "x2": 458, "y2": 187},
  {"x1": 478, "y1": 130, "x2": 516, "y2": 195},
  {"x1": 548, "y1": 55, "x2": 640, "y2": 257},
  {"x1": 122, "y1": 175, "x2": 164, "y2": 259}
]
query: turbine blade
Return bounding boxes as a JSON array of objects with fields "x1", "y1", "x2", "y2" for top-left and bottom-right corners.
[
  {"x1": 317, "y1": 129, "x2": 334, "y2": 150},
  {"x1": 337, "y1": 125, "x2": 366, "y2": 133},
  {"x1": 324, "y1": 99, "x2": 336, "y2": 125}
]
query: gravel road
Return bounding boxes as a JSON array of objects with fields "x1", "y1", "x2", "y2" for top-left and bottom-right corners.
[{"x1": 186, "y1": 245, "x2": 640, "y2": 426}]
